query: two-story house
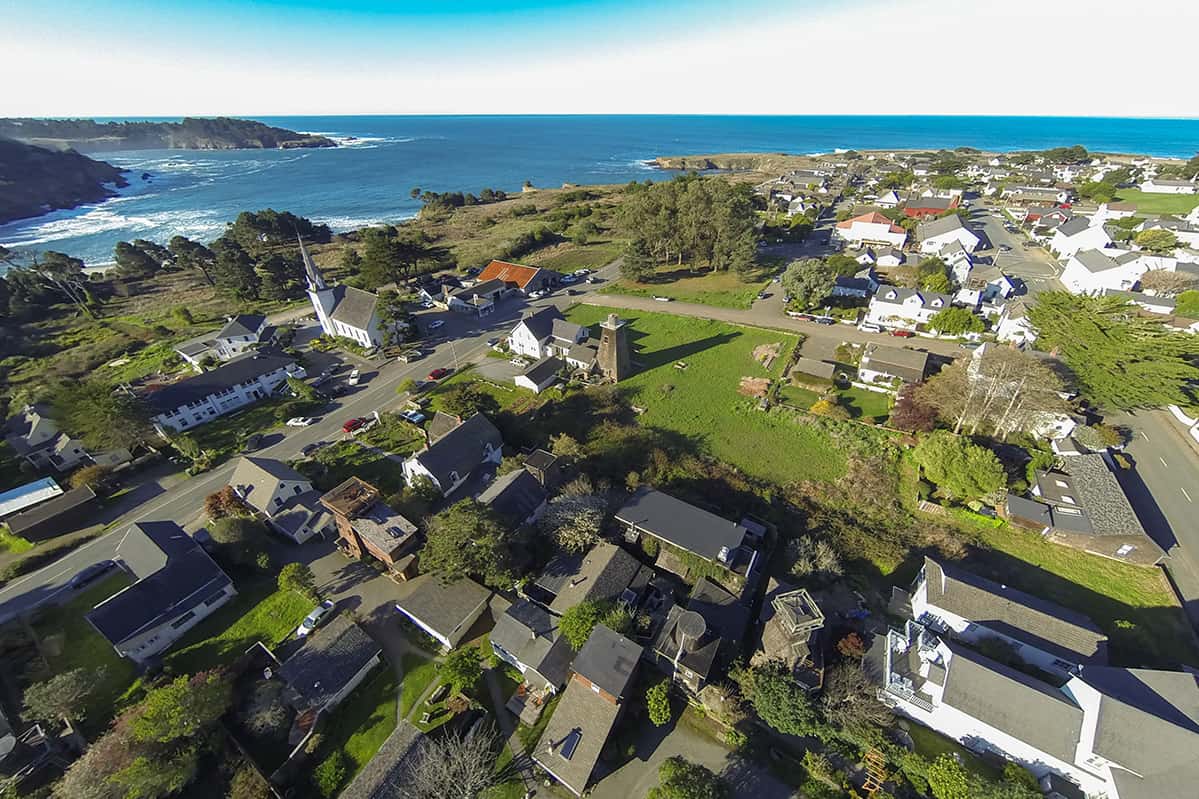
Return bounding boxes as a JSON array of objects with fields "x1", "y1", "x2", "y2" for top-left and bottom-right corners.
[
  {"x1": 228, "y1": 456, "x2": 332, "y2": 544},
  {"x1": 401, "y1": 412, "x2": 504, "y2": 497},
  {"x1": 918, "y1": 215, "x2": 980, "y2": 254},
  {"x1": 833, "y1": 212, "x2": 908, "y2": 248},
  {"x1": 1049, "y1": 217, "x2": 1114, "y2": 259},
  {"x1": 176, "y1": 314, "x2": 272, "y2": 370},
  {"x1": 3, "y1": 404, "x2": 90, "y2": 473},
  {"x1": 508, "y1": 307, "x2": 589, "y2": 360},
  {"x1": 863, "y1": 286, "x2": 953, "y2": 330}
]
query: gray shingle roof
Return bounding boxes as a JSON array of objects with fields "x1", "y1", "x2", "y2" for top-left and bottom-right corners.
[
  {"x1": 923, "y1": 557, "x2": 1107, "y2": 664},
  {"x1": 572, "y1": 624, "x2": 641, "y2": 699},
  {"x1": 409, "y1": 412, "x2": 503, "y2": 490},
  {"x1": 1082, "y1": 666, "x2": 1199, "y2": 799},
  {"x1": 534, "y1": 675, "x2": 621, "y2": 795},
  {"x1": 535, "y1": 542, "x2": 644, "y2": 614},
  {"x1": 478, "y1": 468, "x2": 546, "y2": 525},
  {"x1": 279, "y1": 615, "x2": 381, "y2": 710},
  {"x1": 5, "y1": 485, "x2": 96, "y2": 536},
  {"x1": 551, "y1": 319, "x2": 584, "y2": 343},
  {"x1": 87, "y1": 522, "x2": 232, "y2": 646},
  {"x1": 393, "y1": 573, "x2": 490, "y2": 641},
  {"x1": 230, "y1": 456, "x2": 310, "y2": 513},
  {"x1": 1072, "y1": 249, "x2": 1122, "y2": 274},
  {"x1": 941, "y1": 642, "x2": 1084, "y2": 762},
  {"x1": 1055, "y1": 216, "x2": 1091, "y2": 237},
  {"x1": 216, "y1": 314, "x2": 265, "y2": 339},
  {"x1": 917, "y1": 214, "x2": 966, "y2": 240},
  {"x1": 614, "y1": 488, "x2": 747, "y2": 563},
  {"x1": 518, "y1": 306, "x2": 566, "y2": 342},
  {"x1": 1047, "y1": 454, "x2": 1152, "y2": 539},
  {"x1": 329, "y1": 285, "x2": 379, "y2": 331},
  {"x1": 490, "y1": 600, "x2": 573, "y2": 688},
  {"x1": 520, "y1": 355, "x2": 564, "y2": 385},
  {"x1": 143, "y1": 350, "x2": 295, "y2": 413},
  {"x1": 861, "y1": 343, "x2": 930, "y2": 383}
]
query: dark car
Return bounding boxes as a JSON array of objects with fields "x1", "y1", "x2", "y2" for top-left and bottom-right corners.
[
  {"x1": 427, "y1": 367, "x2": 451, "y2": 380},
  {"x1": 69, "y1": 560, "x2": 117, "y2": 590},
  {"x1": 300, "y1": 442, "x2": 327, "y2": 457},
  {"x1": 814, "y1": 317, "x2": 836, "y2": 325}
]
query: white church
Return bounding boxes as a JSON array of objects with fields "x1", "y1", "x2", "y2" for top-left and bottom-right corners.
[{"x1": 301, "y1": 238, "x2": 389, "y2": 348}]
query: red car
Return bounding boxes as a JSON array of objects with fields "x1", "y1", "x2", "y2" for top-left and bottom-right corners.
[
  {"x1": 889, "y1": 329, "x2": 915, "y2": 338},
  {"x1": 427, "y1": 368, "x2": 451, "y2": 380},
  {"x1": 342, "y1": 417, "x2": 365, "y2": 434}
]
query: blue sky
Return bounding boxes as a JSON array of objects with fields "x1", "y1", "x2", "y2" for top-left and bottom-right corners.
[{"x1": 4, "y1": 0, "x2": 1196, "y2": 116}]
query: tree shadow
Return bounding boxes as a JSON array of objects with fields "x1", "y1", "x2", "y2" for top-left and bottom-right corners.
[
  {"x1": 1111, "y1": 453, "x2": 1179, "y2": 553},
  {"x1": 637, "y1": 332, "x2": 740, "y2": 371}
]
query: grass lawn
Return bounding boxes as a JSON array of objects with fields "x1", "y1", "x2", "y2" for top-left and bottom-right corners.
[
  {"x1": 399, "y1": 653, "x2": 439, "y2": 718},
  {"x1": 189, "y1": 399, "x2": 292, "y2": 459},
  {"x1": 566, "y1": 306, "x2": 846, "y2": 484},
  {"x1": 100, "y1": 340, "x2": 191, "y2": 386},
  {"x1": 163, "y1": 582, "x2": 313, "y2": 674},
  {"x1": 312, "y1": 667, "x2": 398, "y2": 798},
  {"x1": 1114, "y1": 189, "x2": 1199, "y2": 216},
  {"x1": 528, "y1": 240, "x2": 624, "y2": 272},
  {"x1": 357, "y1": 414, "x2": 426, "y2": 454},
  {"x1": 302, "y1": 440, "x2": 408, "y2": 496},
  {"x1": 907, "y1": 723, "x2": 1002, "y2": 781},
  {"x1": 30, "y1": 573, "x2": 138, "y2": 734},
  {"x1": 424, "y1": 367, "x2": 535, "y2": 415},
  {"x1": 963, "y1": 518, "x2": 1199, "y2": 667},
  {"x1": 0, "y1": 527, "x2": 34, "y2": 555},
  {"x1": 779, "y1": 384, "x2": 820, "y2": 409},
  {"x1": 839, "y1": 386, "x2": 892, "y2": 423},
  {"x1": 483, "y1": 745, "x2": 527, "y2": 799},
  {"x1": 599, "y1": 264, "x2": 772, "y2": 310}
]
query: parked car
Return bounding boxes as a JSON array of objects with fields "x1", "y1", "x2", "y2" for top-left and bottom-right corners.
[
  {"x1": 342, "y1": 417, "x2": 366, "y2": 434},
  {"x1": 814, "y1": 317, "x2": 835, "y2": 325},
  {"x1": 509, "y1": 357, "x2": 527, "y2": 367},
  {"x1": 858, "y1": 323, "x2": 883, "y2": 333},
  {"x1": 397, "y1": 350, "x2": 423, "y2": 363},
  {"x1": 572, "y1": 268, "x2": 590, "y2": 277},
  {"x1": 785, "y1": 311, "x2": 814, "y2": 320},
  {"x1": 301, "y1": 442, "x2": 326, "y2": 457},
  {"x1": 69, "y1": 560, "x2": 117, "y2": 590},
  {"x1": 296, "y1": 600, "x2": 336, "y2": 638},
  {"x1": 757, "y1": 291, "x2": 768, "y2": 300},
  {"x1": 486, "y1": 337, "x2": 500, "y2": 347},
  {"x1": 347, "y1": 369, "x2": 361, "y2": 385},
  {"x1": 426, "y1": 319, "x2": 445, "y2": 330},
  {"x1": 889, "y1": 329, "x2": 915, "y2": 338},
  {"x1": 427, "y1": 367, "x2": 451, "y2": 380},
  {"x1": 586, "y1": 277, "x2": 599, "y2": 284},
  {"x1": 652, "y1": 295, "x2": 673, "y2": 302},
  {"x1": 529, "y1": 290, "x2": 545, "y2": 299},
  {"x1": 243, "y1": 433, "x2": 264, "y2": 451},
  {"x1": 560, "y1": 274, "x2": 577, "y2": 285},
  {"x1": 998, "y1": 244, "x2": 1012, "y2": 252},
  {"x1": 287, "y1": 416, "x2": 315, "y2": 427},
  {"x1": 399, "y1": 409, "x2": 427, "y2": 424}
]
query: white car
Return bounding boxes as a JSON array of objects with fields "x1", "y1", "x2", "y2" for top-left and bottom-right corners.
[
  {"x1": 858, "y1": 323, "x2": 883, "y2": 333},
  {"x1": 427, "y1": 320, "x2": 445, "y2": 330},
  {"x1": 529, "y1": 290, "x2": 545, "y2": 299},
  {"x1": 347, "y1": 369, "x2": 361, "y2": 385},
  {"x1": 296, "y1": 600, "x2": 335, "y2": 638},
  {"x1": 572, "y1": 268, "x2": 590, "y2": 277},
  {"x1": 652, "y1": 295, "x2": 673, "y2": 302},
  {"x1": 286, "y1": 416, "x2": 315, "y2": 427}
]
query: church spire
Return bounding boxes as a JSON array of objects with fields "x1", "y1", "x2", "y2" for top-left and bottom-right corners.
[{"x1": 298, "y1": 235, "x2": 327, "y2": 292}]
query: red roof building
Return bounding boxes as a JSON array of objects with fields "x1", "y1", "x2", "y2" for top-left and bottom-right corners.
[
  {"x1": 902, "y1": 196, "x2": 960, "y2": 219},
  {"x1": 476, "y1": 260, "x2": 558, "y2": 294}
]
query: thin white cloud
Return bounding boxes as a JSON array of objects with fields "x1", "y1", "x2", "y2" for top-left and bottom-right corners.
[{"x1": 3, "y1": 0, "x2": 1195, "y2": 116}]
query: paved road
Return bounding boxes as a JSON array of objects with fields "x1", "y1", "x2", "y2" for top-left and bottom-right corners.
[
  {"x1": 969, "y1": 203, "x2": 1063, "y2": 295},
  {"x1": 1109, "y1": 409, "x2": 1199, "y2": 630}
]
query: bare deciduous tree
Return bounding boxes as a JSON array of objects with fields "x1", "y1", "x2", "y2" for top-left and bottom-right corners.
[
  {"x1": 382, "y1": 722, "x2": 511, "y2": 799},
  {"x1": 1140, "y1": 268, "x2": 1198, "y2": 297}
]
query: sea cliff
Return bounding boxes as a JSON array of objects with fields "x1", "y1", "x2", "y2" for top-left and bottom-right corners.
[
  {"x1": 0, "y1": 117, "x2": 337, "y2": 153},
  {"x1": 0, "y1": 138, "x2": 128, "y2": 225}
]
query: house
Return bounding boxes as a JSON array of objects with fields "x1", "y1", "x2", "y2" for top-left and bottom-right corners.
[
  {"x1": 320, "y1": 477, "x2": 418, "y2": 567},
  {"x1": 229, "y1": 457, "x2": 332, "y2": 544},
  {"x1": 490, "y1": 600, "x2": 574, "y2": 718},
  {"x1": 175, "y1": 314, "x2": 272, "y2": 370},
  {"x1": 479, "y1": 468, "x2": 548, "y2": 527},
  {"x1": 3, "y1": 404, "x2": 90, "y2": 473},
  {"x1": 1102, "y1": 289, "x2": 1176, "y2": 315},
  {"x1": 875, "y1": 190, "x2": 903, "y2": 208},
  {"x1": 863, "y1": 286, "x2": 952, "y2": 330},
  {"x1": 791, "y1": 357, "x2": 836, "y2": 382},
  {"x1": 523, "y1": 448, "x2": 566, "y2": 492},
  {"x1": 1137, "y1": 216, "x2": 1199, "y2": 248},
  {"x1": 515, "y1": 356, "x2": 564, "y2": 394},
  {"x1": 651, "y1": 577, "x2": 751, "y2": 693},
  {"x1": 277, "y1": 615, "x2": 383, "y2": 718},
  {"x1": 3, "y1": 485, "x2": 97, "y2": 543},
  {"x1": 907, "y1": 557, "x2": 1107, "y2": 674},
  {"x1": 508, "y1": 307, "x2": 589, "y2": 360},
  {"x1": 995, "y1": 297, "x2": 1036, "y2": 345},
  {"x1": 87, "y1": 521, "x2": 236, "y2": 664},
  {"x1": 1060, "y1": 249, "x2": 1152, "y2": 294},
  {"x1": 303, "y1": 238, "x2": 389, "y2": 348},
  {"x1": 1004, "y1": 186, "x2": 1071, "y2": 206},
  {"x1": 475, "y1": 259, "x2": 560, "y2": 295},
  {"x1": 831, "y1": 267, "x2": 880, "y2": 299},
  {"x1": 534, "y1": 625, "x2": 641, "y2": 796},
  {"x1": 903, "y1": 196, "x2": 959, "y2": 219},
  {"x1": 858, "y1": 343, "x2": 929, "y2": 385},
  {"x1": 615, "y1": 488, "x2": 756, "y2": 574},
  {"x1": 0, "y1": 478, "x2": 64, "y2": 520},
  {"x1": 1049, "y1": 216, "x2": 1113, "y2": 259},
  {"x1": 1023, "y1": 206, "x2": 1071, "y2": 228},
  {"x1": 1005, "y1": 454, "x2": 1162, "y2": 564},
  {"x1": 918, "y1": 215, "x2": 980, "y2": 254},
  {"x1": 939, "y1": 241, "x2": 974, "y2": 284},
  {"x1": 833, "y1": 212, "x2": 908, "y2": 248},
  {"x1": 144, "y1": 350, "x2": 305, "y2": 436},
  {"x1": 393, "y1": 573, "x2": 491, "y2": 651},
  {"x1": 1138, "y1": 177, "x2": 1197, "y2": 194},
  {"x1": 527, "y1": 541, "x2": 649, "y2": 616},
  {"x1": 401, "y1": 412, "x2": 504, "y2": 497},
  {"x1": 755, "y1": 580, "x2": 825, "y2": 690},
  {"x1": 444, "y1": 279, "x2": 505, "y2": 316},
  {"x1": 855, "y1": 249, "x2": 876, "y2": 266},
  {"x1": 876, "y1": 248, "x2": 905, "y2": 267},
  {"x1": 1092, "y1": 201, "x2": 1138, "y2": 226}
]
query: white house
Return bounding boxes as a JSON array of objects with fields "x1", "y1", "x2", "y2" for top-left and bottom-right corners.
[
  {"x1": 514, "y1": 356, "x2": 564, "y2": 394},
  {"x1": 176, "y1": 314, "x2": 272, "y2": 371},
  {"x1": 402, "y1": 412, "x2": 504, "y2": 497},
  {"x1": 3, "y1": 404, "x2": 91, "y2": 474},
  {"x1": 145, "y1": 351, "x2": 305, "y2": 436},
  {"x1": 302, "y1": 239, "x2": 388, "y2": 348},
  {"x1": 938, "y1": 242, "x2": 974, "y2": 285},
  {"x1": 1137, "y1": 217, "x2": 1199, "y2": 249},
  {"x1": 508, "y1": 307, "x2": 589, "y2": 360},
  {"x1": 864, "y1": 286, "x2": 953, "y2": 330},
  {"x1": 1059, "y1": 249, "x2": 1176, "y2": 295},
  {"x1": 1138, "y1": 177, "x2": 1197, "y2": 194},
  {"x1": 875, "y1": 190, "x2": 903, "y2": 209},
  {"x1": 834, "y1": 212, "x2": 908, "y2": 248},
  {"x1": 86, "y1": 521, "x2": 237, "y2": 664},
  {"x1": 918, "y1": 215, "x2": 980, "y2": 255},
  {"x1": 228, "y1": 456, "x2": 332, "y2": 544},
  {"x1": 1049, "y1": 216, "x2": 1113, "y2": 259},
  {"x1": 877, "y1": 248, "x2": 905, "y2": 268},
  {"x1": 1091, "y1": 202, "x2": 1138, "y2": 226},
  {"x1": 393, "y1": 573, "x2": 491, "y2": 651},
  {"x1": 831, "y1": 267, "x2": 880, "y2": 299},
  {"x1": 996, "y1": 298, "x2": 1036, "y2": 345}
]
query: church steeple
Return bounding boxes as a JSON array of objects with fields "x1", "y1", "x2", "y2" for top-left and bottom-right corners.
[{"x1": 298, "y1": 235, "x2": 327, "y2": 292}]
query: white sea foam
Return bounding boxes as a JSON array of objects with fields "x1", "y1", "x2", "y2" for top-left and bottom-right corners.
[
  {"x1": 1, "y1": 205, "x2": 226, "y2": 248},
  {"x1": 313, "y1": 213, "x2": 417, "y2": 232}
]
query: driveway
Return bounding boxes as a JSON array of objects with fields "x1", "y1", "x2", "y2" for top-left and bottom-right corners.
[
  {"x1": 590, "y1": 716, "x2": 795, "y2": 799},
  {"x1": 968, "y1": 204, "x2": 1062, "y2": 296}
]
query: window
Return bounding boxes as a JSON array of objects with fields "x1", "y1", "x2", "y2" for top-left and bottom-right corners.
[
  {"x1": 274, "y1": 498, "x2": 283, "y2": 507},
  {"x1": 591, "y1": 683, "x2": 600, "y2": 694},
  {"x1": 294, "y1": 485, "x2": 302, "y2": 494},
  {"x1": 170, "y1": 611, "x2": 196, "y2": 629}
]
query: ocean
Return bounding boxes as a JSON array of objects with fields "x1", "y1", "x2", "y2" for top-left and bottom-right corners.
[{"x1": 3, "y1": 115, "x2": 1198, "y2": 267}]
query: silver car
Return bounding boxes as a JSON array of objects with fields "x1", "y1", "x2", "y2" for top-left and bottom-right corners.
[{"x1": 296, "y1": 600, "x2": 336, "y2": 638}]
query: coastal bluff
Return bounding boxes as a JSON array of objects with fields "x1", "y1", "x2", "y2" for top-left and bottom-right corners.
[
  {"x1": 0, "y1": 138, "x2": 128, "y2": 225},
  {"x1": 653, "y1": 152, "x2": 818, "y2": 172},
  {"x1": 0, "y1": 117, "x2": 337, "y2": 153}
]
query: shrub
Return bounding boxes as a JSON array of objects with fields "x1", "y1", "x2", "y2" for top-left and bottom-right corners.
[
  {"x1": 646, "y1": 679, "x2": 672, "y2": 727},
  {"x1": 785, "y1": 536, "x2": 843, "y2": 583},
  {"x1": 313, "y1": 751, "x2": 349, "y2": 797}
]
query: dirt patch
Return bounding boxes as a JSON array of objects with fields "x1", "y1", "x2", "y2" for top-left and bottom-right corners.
[
  {"x1": 738, "y1": 376, "x2": 771, "y2": 398},
  {"x1": 752, "y1": 342, "x2": 783, "y2": 370}
]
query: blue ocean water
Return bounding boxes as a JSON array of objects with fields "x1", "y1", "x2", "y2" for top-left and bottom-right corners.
[{"x1": 2, "y1": 115, "x2": 1197, "y2": 267}]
